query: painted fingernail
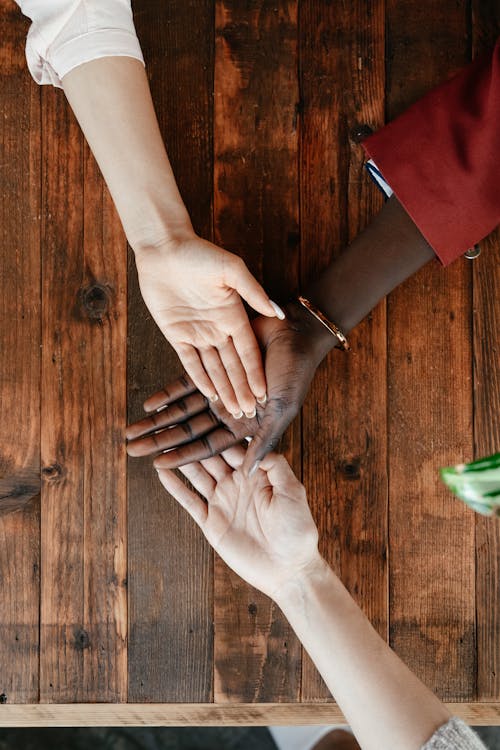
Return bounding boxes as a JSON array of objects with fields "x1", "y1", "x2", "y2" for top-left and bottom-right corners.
[
  {"x1": 233, "y1": 410, "x2": 244, "y2": 419},
  {"x1": 256, "y1": 394, "x2": 267, "y2": 406},
  {"x1": 249, "y1": 460, "x2": 261, "y2": 477},
  {"x1": 269, "y1": 300, "x2": 286, "y2": 320},
  {"x1": 156, "y1": 404, "x2": 168, "y2": 413},
  {"x1": 209, "y1": 394, "x2": 219, "y2": 403},
  {"x1": 245, "y1": 408, "x2": 256, "y2": 419}
]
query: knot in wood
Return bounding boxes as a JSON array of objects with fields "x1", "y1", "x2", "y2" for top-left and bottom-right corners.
[
  {"x1": 80, "y1": 283, "x2": 110, "y2": 321},
  {"x1": 340, "y1": 458, "x2": 361, "y2": 480},
  {"x1": 41, "y1": 463, "x2": 63, "y2": 481},
  {"x1": 349, "y1": 124, "x2": 373, "y2": 143},
  {"x1": 73, "y1": 628, "x2": 90, "y2": 651}
]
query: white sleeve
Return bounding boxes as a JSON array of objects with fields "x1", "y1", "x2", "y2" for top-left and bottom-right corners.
[{"x1": 15, "y1": 0, "x2": 145, "y2": 88}]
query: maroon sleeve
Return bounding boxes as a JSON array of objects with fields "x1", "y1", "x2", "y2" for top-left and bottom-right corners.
[{"x1": 363, "y1": 38, "x2": 500, "y2": 266}]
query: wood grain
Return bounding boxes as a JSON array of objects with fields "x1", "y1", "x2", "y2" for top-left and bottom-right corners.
[
  {"x1": 299, "y1": 0, "x2": 387, "y2": 701},
  {"x1": 1, "y1": 702, "x2": 500, "y2": 726},
  {"x1": 40, "y1": 84, "x2": 127, "y2": 701},
  {"x1": 213, "y1": 0, "x2": 302, "y2": 702},
  {"x1": 127, "y1": 0, "x2": 215, "y2": 702},
  {"x1": 386, "y1": 0, "x2": 476, "y2": 701},
  {"x1": 472, "y1": 1, "x2": 500, "y2": 703},
  {"x1": 0, "y1": 3, "x2": 40, "y2": 703}
]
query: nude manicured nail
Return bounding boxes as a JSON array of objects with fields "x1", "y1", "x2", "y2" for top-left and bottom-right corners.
[
  {"x1": 256, "y1": 394, "x2": 267, "y2": 406},
  {"x1": 233, "y1": 410, "x2": 244, "y2": 419},
  {"x1": 209, "y1": 394, "x2": 219, "y2": 403},
  {"x1": 269, "y1": 300, "x2": 286, "y2": 320},
  {"x1": 245, "y1": 408, "x2": 256, "y2": 419},
  {"x1": 249, "y1": 460, "x2": 261, "y2": 477}
]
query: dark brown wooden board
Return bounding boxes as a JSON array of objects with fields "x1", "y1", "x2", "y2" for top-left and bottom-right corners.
[
  {"x1": 386, "y1": 0, "x2": 476, "y2": 701},
  {"x1": 127, "y1": 0, "x2": 215, "y2": 702},
  {"x1": 39, "y1": 79, "x2": 128, "y2": 701},
  {"x1": 472, "y1": 1, "x2": 500, "y2": 704},
  {"x1": 213, "y1": 0, "x2": 302, "y2": 703},
  {"x1": 299, "y1": 0, "x2": 387, "y2": 701},
  {"x1": 0, "y1": 3, "x2": 40, "y2": 703}
]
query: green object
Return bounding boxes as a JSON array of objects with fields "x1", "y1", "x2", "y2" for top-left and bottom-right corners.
[{"x1": 440, "y1": 452, "x2": 500, "y2": 517}]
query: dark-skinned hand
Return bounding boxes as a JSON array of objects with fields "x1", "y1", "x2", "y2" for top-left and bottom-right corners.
[{"x1": 126, "y1": 302, "x2": 333, "y2": 474}]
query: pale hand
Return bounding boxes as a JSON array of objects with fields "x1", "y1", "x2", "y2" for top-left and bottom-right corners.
[
  {"x1": 134, "y1": 233, "x2": 283, "y2": 417},
  {"x1": 157, "y1": 446, "x2": 320, "y2": 600}
]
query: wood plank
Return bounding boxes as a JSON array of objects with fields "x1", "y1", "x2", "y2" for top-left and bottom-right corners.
[
  {"x1": 1, "y1": 702, "x2": 500, "y2": 726},
  {"x1": 127, "y1": 0, "x2": 215, "y2": 702},
  {"x1": 213, "y1": 0, "x2": 302, "y2": 702},
  {"x1": 472, "y1": 1, "x2": 500, "y2": 703},
  {"x1": 386, "y1": 0, "x2": 476, "y2": 701},
  {"x1": 0, "y1": 3, "x2": 41, "y2": 703},
  {"x1": 299, "y1": 0, "x2": 387, "y2": 701},
  {"x1": 40, "y1": 86, "x2": 127, "y2": 701}
]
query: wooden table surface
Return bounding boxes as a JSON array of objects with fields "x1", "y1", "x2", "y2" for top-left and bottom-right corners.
[{"x1": 1, "y1": 0, "x2": 500, "y2": 727}]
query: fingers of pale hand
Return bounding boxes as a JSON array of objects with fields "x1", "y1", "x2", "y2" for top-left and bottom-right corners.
[
  {"x1": 220, "y1": 444, "x2": 246, "y2": 469},
  {"x1": 127, "y1": 411, "x2": 219, "y2": 457},
  {"x1": 199, "y1": 347, "x2": 240, "y2": 416},
  {"x1": 175, "y1": 344, "x2": 218, "y2": 402},
  {"x1": 259, "y1": 452, "x2": 300, "y2": 489},
  {"x1": 143, "y1": 373, "x2": 197, "y2": 413},
  {"x1": 218, "y1": 339, "x2": 256, "y2": 415},
  {"x1": 156, "y1": 468, "x2": 208, "y2": 527},
  {"x1": 153, "y1": 426, "x2": 241, "y2": 469},
  {"x1": 126, "y1": 392, "x2": 208, "y2": 442},
  {"x1": 200, "y1": 454, "x2": 234, "y2": 482},
  {"x1": 231, "y1": 325, "x2": 267, "y2": 402},
  {"x1": 178, "y1": 462, "x2": 216, "y2": 499},
  {"x1": 225, "y1": 256, "x2": 276, "y2": 318}
]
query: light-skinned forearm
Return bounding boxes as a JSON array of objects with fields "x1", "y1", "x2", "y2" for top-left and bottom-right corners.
[
  {"x1": 275, "y1": 556, "x2": 450, "y2": 750},
  {"x1": 61, "y1": 56, "x2": 193, "y2": 251}
]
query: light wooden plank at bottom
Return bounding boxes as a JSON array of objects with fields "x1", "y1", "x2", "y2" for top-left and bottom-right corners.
[{"x1": 0, "y1": 703, "x2": 499, "y2": 727}]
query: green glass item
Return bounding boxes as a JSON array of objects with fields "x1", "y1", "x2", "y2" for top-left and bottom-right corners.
[{"x1": 440, "y1": 452, "x2": 500, "y2": 516}]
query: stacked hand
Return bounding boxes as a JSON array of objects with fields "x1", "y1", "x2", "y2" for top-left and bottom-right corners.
[
  {"x1": 126, "y1": 302, "x2": 332, "y2": 472},
  {"x1": 156, "y1": 446, "x2": 321, "y2": 599},
  {"x1": 134, "y1": 233, "x2": 285, "y2": 417}
]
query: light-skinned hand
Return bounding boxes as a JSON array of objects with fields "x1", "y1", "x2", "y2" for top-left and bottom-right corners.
[
  {"x1": 134, "y1": 233, "x2": 285, "y2": 418},
  {"x1": 156, "y1": 446, "x2": 320, "y2": 600}
]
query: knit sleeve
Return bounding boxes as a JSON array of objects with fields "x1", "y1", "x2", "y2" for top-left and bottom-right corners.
[
  {"x1": 421, "y1": 717, "x2": 488, "y2": 749},
  {"x1": 363, "y1": 38, "x2": 500, "y2": 266}
]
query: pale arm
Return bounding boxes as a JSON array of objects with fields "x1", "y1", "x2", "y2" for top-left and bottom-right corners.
[
  {"x1": 157, "y1": 448, "x2": 480, "y2": 750},
  {"x1": 59, "y1": 57, "x2": 284, "y2": 416}
]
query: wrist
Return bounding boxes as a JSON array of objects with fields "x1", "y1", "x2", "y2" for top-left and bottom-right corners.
[
  {"x1": 273, "y1": 553, "x2": 335, "y2": 611},
  {"x1": 131, "y1": 220, "x2": 196, "y2": 258},
  {"x1": 285, "y1": 300, "x2": 338, "y2": 365}
]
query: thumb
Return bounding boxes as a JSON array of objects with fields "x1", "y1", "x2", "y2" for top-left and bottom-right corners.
[
  {"x1": 226, "y1": 257, "x2": 285, "y2": 319},
  {"x1": 242, "y1": 403, "x2": 293, "y2": 476}
]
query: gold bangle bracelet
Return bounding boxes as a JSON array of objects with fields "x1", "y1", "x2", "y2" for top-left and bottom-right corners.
[{"x1": 297, "y1": 295, "x2": 351, "y2": 351}]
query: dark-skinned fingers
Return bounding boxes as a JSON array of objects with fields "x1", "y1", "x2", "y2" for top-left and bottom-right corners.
[
  {"x1": 126, "y1": 391, "x2": 209, "y2": 441},
  {"x1": 175, "y1": 344, "x2": 218, "y2": 403},
  {"x1": 143, "y1": 372, "x2": 198, "y2": 413},
  {"x1": 126, "y1": 410, "x2": 219, "y2": 457},
  {"x1": 242, "y1": 401, "x2": 297, "y2": 474},
  {"x1": 217, "y1": 338, "x2": 256, "y2": 416},
  {"x1": 200, "y1": 346, "x2": 241, "y2": 417},
  {"x1": 153, "y1": 426, "x2": 242, "y2": 469}
]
